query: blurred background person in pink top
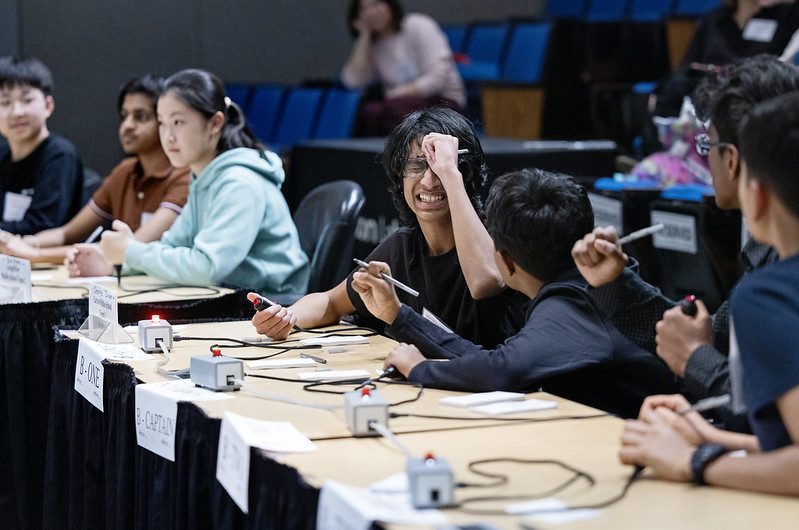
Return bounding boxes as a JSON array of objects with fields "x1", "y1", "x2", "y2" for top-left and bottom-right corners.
[{"x1": 341, "y1": 0, "x2": 466, "y2": 136}]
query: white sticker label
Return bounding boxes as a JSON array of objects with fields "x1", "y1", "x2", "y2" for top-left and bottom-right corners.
[
  {"x1": 3, "y1": 191, "x2": 32, "y2": 222},
  {"x1": 650, "y1": 210, "x2": 697, "y2": 254},
  {"x1": 588, "y1": 193, "x2": 623, "y2": 233},
  {"x1": 743, "y1": 18, "x2": 778, "y2": 43},
  {"x1": 74, "y1": 339, "x2": 106, "y2": 411}
]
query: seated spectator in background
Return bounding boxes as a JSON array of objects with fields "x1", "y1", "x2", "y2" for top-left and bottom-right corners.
[
  {"x1": 619, "y1": 91, "x2": 799, "y2": 496},
  {"x1": 250, "y1": 107, "x2": 526, "y2": 349},
  {"x1": 352, "y1": 169, "x2": 678, "y2": 419},
  {"x1": 341, "y1": 0, "x2": 466, "y2": 136},
  {"x1": 571, "y1": 56, "x2": 799, "y2": 419},
  {"x1": 653, "y1": 0, "x2": 799, "y2": 119},
  {"x1": 70, "y1": 69, "x2": 308, "y2": 295},
  {"x1": 0, "y1": 56, "x2": 83, "y2": 236},
  {"x1": 1, "y1": 75, "x2": 189, "y2": 266}
]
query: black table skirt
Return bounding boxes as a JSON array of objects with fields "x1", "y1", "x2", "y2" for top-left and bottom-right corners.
[
  {"x1": 42, "y1": 336, "x2": 318, "y2": 529},
  {"x1": 1, "y1": 289, "x2": 256, "y2": 530}
]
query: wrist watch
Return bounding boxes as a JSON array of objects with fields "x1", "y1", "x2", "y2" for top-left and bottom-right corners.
[{"x1": 691, "y1": 442, "x2": 728, "y2": 485}]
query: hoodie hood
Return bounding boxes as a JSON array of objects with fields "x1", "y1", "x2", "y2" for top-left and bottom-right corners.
[{"x1": 193, "y1": 148, "x2": 285, "y2": 191}]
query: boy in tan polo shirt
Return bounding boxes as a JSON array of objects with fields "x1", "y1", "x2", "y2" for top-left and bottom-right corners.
[{"x1": 0, "y1": 75, "x2": 189, "y2": 267}]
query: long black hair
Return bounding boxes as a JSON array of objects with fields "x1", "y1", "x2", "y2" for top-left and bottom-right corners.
[{"x1": 162, "y1": 69, "x2": 264, "y2": 153}]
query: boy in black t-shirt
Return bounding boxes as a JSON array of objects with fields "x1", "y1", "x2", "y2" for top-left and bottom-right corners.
[{"x1": 0, "y1": 56, "x2": 82, "y2": 235}]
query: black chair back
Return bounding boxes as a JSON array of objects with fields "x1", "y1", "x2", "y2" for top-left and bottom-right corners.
[{"x1": 292, "y1": 180, "x2": 365, "y2": 293}]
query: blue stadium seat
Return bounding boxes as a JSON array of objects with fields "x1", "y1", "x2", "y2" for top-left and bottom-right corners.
[
  {"x1": 673, "y1": 0, "x2": 721, "y2": 16},
  {"x1": 545, "y1": 0, "x2": 589, "y2": 19},
  {"x1": 272, "y1": 87, "x2": 325, "y2": 148},
  {"x1": 225, "y1": 83, "x2": 252, "y2": 113},
  {"x1": 584, "y1": 0, "x2": 630, "y2": 22},
  {"x1": 629, "y1": 0, "x2": 673, "y2": 22},
  {"x1": 500, "y1": 22, "x2": 552, "y2": 83},
  {"x1": 441, "y1": 24, "x2": 468, "y2": 53},
  {"x1": 246, "y1": 84, "x2": 285, "y2": 145},
  {"x1": 312, "y1": 89, "x2": 361, "y2": 140},
  {"x1": 457, "y1": 22, "x2": 510, "y2": 80}
]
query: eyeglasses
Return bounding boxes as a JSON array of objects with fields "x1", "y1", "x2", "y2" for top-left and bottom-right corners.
[
  {"x1": 694, "y1": 133, "x2": 728, "y2": 156},
  {"x1": 402, "y1": 156, "x2": 432, "y2": 178}
]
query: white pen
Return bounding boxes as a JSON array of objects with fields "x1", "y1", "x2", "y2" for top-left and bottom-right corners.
[
  {"x1": 353, "y1": 258, "x2": 420, "y2": 297},
  {"x1": 677, "y1": 394, "x2": 731, "y2": 416},
  {"x1": 457, "y1": 149, "x2": 469, "y2": 154},
  {"x1": 617, "y1": 223, "x2": 665, "y2": 245},
  {"x1": 83, "y1": 225, "x2": 104, "y2": 244}
]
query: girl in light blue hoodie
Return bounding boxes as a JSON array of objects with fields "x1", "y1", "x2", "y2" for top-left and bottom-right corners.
[{"x1": 94, "y1": 69, "x2": 309, "y2": 294}]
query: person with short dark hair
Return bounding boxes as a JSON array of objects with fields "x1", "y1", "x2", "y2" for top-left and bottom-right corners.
[
  {"x1": 619, "y1": 91, "x2": 799, "y2": 496},
  {"x1": 341, "y1": 0, "x2": 466, "y2": 136},
  {"x1": 572, "y1": 55, "x2": 799, "y2": 410},
  {"x1": 352, "y1": 169, "x2": 678, "y2": 418},
  {"x1": 250, "y1": 107, "x2": 526, "y2": 349},
  {"x1": 1, "y1": 75, "x2": 190, "y2": 267},
  {"x1": 0, "y1": 56, "x2": 83, "y2": 235}
]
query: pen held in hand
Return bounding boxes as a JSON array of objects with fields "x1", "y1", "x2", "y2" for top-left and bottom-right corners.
[
  {"x1": 677, "y1": 394, "x2": 731, "y2": 416},
  {"x1": 83, "y1": 225, "x2": 104, "y2": 244},
  {"x1": 353, "y1": 258, "x2": 419, "y2": 297},
  {"x1": 617, "y1": 223, "x2": 665, "y2": 245}
]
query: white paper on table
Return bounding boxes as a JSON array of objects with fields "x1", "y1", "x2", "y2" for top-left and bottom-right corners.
[
  {"x1": 439, "y1": 391, "x2": 525, "y2": 408},
  {"x1": 217, "y1": 411, "x2": 317, "y2": 513},
  {"x1": 299, "y1": 335, "x2": 369, "y2": 346},
  {"x1": 88, "y1": 342, "x2": 153, "y2": 361},
  {"x1": 509, "y1": 498, "x2": 602, "y2": 524},
  {"x1": 247, "y1": 357, "x2": 316, "y2": 370},
  {"x1": 65, "y1": 275, "x2": 118, "y2": 284},
  {"x1": 298, "y1": 369, "x2": 370, "y2": 381},
  {"x1": 135, "y1": 379, "x2": 233, "y2": 462},
  {"x1": 470, "y1": 398, "x2": 557, "y2": 416},
  {"x1": 317, "y1": 478, "x2": 449, "y2": 530},
  {"x1": 30, "y1": 273, "x2": 53, "y2": 282}
]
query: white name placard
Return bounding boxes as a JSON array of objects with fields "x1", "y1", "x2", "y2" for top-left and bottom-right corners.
[
  {"x1": 88, "y1": 282, "x2": 119, "y2": 342},
  {"x1": 0, "y1": 254, "x2": 31, "y2": 303},
  {"x1": 650, "y1": 210, "x2": 697, "y2": 254},
  {"x1": 135, "y1": 380, "x2": 234, "y2": 461},
  {"x1": 216, "y1": 412, "x2": 317, "y2": 513},
  {"x1": 588, "y1": 193, "x2": 623, "y2": 234},
  {"x1": 74, "y1": 339, "x2": 106, "y2": 411}
]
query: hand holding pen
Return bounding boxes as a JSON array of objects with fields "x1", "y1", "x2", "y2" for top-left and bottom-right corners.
[
  {"x1": 247, "y1": 292, "x2": 297, "y2": 340},
  {"x1": 351, "y1": 259, "x2": 405, "y2": 325}
]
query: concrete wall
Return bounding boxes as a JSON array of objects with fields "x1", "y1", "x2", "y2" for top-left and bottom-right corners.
[{"x1": 1, "y1": 0, "x2": 544, "y2": 175}]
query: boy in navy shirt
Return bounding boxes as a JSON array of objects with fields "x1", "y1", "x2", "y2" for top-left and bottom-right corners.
[{"x1": 352, "y1": 169, "x2": 677, "y2": 418}]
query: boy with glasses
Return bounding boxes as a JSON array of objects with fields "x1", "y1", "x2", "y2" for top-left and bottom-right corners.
[
  {"x1": 572, "y1": 55, "x2": 799, "y2": 415},
  {"x1": 619, "y1": 91, "x2": 799, "y2": 496},
  {"x1": 249, "y1": 107, "x2": 526, "y2": 348}
]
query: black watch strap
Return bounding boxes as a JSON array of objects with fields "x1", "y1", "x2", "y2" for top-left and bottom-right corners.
[{"x1": 691, "y1": 442, "x2": 728, "y2": 485}]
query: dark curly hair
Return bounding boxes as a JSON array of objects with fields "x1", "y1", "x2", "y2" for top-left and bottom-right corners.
[{"x1": 380, "y1": 107, "x2": 487, "y2": 227}]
